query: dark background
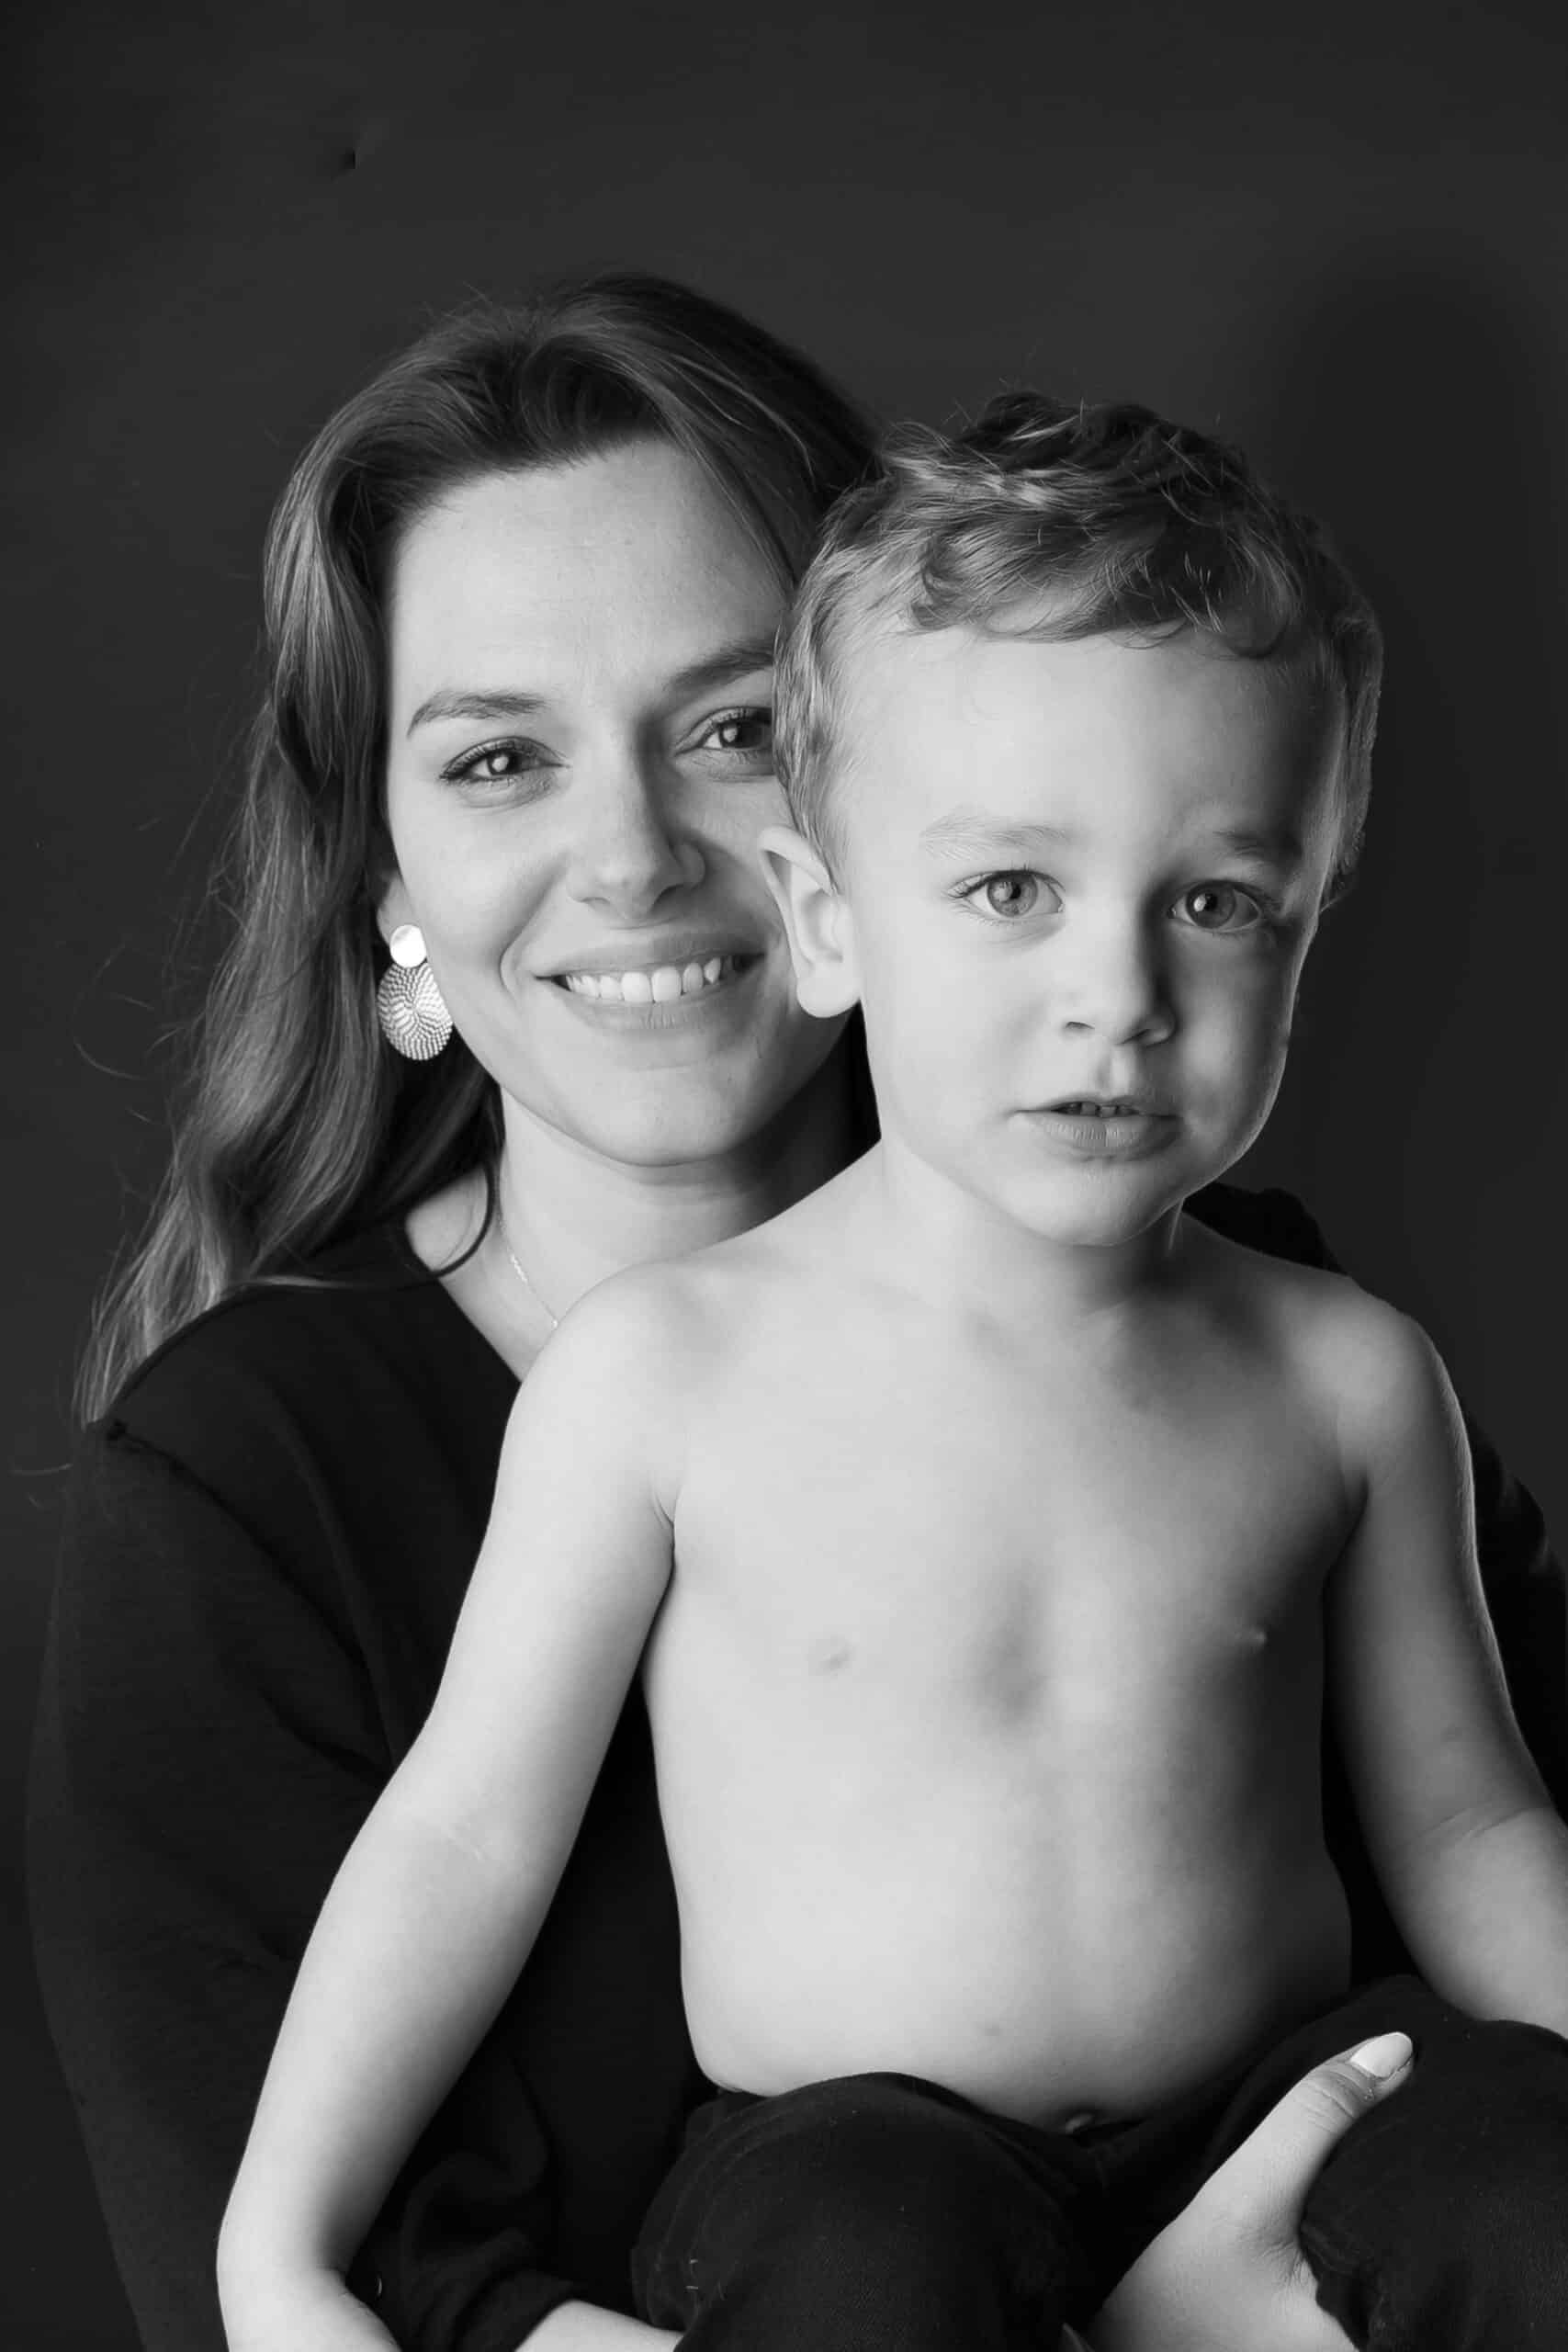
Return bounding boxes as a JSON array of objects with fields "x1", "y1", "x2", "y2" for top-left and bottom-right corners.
[{"x1": 6, "y1": 1, "x2": 1566, "y2": 2342}]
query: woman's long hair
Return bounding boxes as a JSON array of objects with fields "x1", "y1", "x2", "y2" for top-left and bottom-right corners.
[{"x1": 79, "y1": 275, "x2": 875, "y2": 1419}]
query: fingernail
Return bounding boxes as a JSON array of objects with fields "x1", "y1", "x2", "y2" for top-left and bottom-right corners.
[{"x1": 1349, "y1": 2030, "x2": 1413, "y2": 2079}]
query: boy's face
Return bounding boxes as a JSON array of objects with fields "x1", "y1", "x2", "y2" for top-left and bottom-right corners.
[{"x1": 819, "y1": 623, "x2": 1342, "y2": 1250}]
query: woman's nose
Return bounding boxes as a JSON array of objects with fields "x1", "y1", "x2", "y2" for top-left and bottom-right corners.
[{"x1": 563, "y1": 756, "x2": 705, "y2": 915}]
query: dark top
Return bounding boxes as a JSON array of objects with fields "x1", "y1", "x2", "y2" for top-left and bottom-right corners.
[{"x1": 28, "y1": 1188, "x2": 1568, "y2": 2352}]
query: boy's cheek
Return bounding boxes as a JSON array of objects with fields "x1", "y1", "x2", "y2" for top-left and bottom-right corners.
[
  {"x1": 1187, "y1": 944, "x2": 1303, "y2": 1029},
  {"x1": 1178, "y1": 988, "x2": 1294, "y2": 1109}
]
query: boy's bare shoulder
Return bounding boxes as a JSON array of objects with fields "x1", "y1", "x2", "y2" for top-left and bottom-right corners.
[
  {"x1": 1190, "y1": 1217, "x2": 1450, "y2": 1443},
  {"x1": 543, "y1": 1191, "x2": 832, "y2": 1378},
  {"x1": 542, "y1": 1255, "x2": 712, "y2": 1378}
]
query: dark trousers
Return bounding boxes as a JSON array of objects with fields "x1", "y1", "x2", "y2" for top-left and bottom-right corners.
[{"x1": 631, "y1": 1979, "x2": 1568, "y2": 2350}]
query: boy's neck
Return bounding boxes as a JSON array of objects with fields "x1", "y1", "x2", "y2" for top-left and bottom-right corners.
[{"x1": 863, "y1": 1136, "x2": 1190, "y2": 1327}]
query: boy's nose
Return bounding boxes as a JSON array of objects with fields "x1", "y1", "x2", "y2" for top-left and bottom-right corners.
[
  {"x1": 1055, "y1": 920, "x2": 1174, "y2": 1046},
  {"x1": 564, "y1": 757, "x2": 705, "y2": 914}
]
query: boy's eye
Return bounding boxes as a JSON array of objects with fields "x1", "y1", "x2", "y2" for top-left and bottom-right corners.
[
  {"x1": 1173, "y1": 882, "x2": 1261, "y2": 933},
  {"x1": 967, "y1": 871, "x2": 1044, "y2": 920}
]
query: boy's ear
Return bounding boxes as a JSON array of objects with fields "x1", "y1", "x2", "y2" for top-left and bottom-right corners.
[{"x1": 758, "y1": 825, "x2": 861, "y2": 1017}]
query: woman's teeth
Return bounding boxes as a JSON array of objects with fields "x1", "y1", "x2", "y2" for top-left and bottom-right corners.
[{"x1": 562, "y1": 955, "x2": 737, "y2": 1004}]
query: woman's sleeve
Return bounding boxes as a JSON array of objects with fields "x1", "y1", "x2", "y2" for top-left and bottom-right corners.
[
  {"x1": 28, "y1": 1420, "x2": 580, "y2": 2352},
  {"x1": 1456, "y1": 1402, "x2": 1568, "y2": 1814},
  {"x1": 1217, "y1": 1184, "x2": 1568, "y2": 1808}
]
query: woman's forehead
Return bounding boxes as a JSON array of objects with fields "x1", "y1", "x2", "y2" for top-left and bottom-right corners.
[{"x1": 386, "y1": 446, "x2": 784, "y2": 722}]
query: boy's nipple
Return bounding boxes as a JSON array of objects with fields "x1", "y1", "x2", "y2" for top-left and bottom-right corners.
[{"x1": 806, "y1": 1634, "x2": 854, "y2": 1675}]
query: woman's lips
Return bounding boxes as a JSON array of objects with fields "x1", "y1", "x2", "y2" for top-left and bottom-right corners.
[
  {"x1": 547, "y1": 949, "x2": 762, "y2": 1013},
  {"x1": 557, "y1": 953, "x2": 745, "y2": 1005}
]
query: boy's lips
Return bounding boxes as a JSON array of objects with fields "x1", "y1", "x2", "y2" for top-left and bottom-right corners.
[
  {"x1": 1038, "y1": 1094, "x2": 1173, "y2": 1119},
  {"x1": 1023, "y1": 1096, "x2": 1179, "y2": 1159}
]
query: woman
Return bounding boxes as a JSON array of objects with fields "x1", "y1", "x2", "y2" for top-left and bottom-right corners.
[{"x1": 29, "y1": 275, "x2": 1566, "y2": 2352}]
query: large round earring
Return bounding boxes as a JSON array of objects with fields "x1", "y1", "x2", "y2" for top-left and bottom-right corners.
[{"x1": 377, "y1": 924, "x2": 453, "y2": 1060}]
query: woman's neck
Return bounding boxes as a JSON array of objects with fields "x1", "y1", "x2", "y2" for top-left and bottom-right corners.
[
  {"x1": 497, "y1": 1046, "x2": 861, "y2": 1317},
  {"x1": 410, "y1": 1040, "x2": 863, "y2": 1368}
]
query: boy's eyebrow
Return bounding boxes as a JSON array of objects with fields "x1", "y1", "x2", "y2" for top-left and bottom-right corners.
[
  {"x1": 919, "y1": 812, "x2": 1075, "y2": 859},
  {"x1": 405, "y1": 636, "x2": 778, "y2": 738},
  {"x1": 1204, "y1": 823, "x2": 1305, "y2": 866},
  {"x1": 918, "y1": 812, "x2": 1308, "y2": 867}
]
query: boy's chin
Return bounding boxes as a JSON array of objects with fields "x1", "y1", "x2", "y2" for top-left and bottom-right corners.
[
  {"x1": 994, "y1": 1166, "x2": 1195, "y2": 1252},
  {"x1": 1032, "y1": 1203, "x2": 1181, "y2": 1252}
]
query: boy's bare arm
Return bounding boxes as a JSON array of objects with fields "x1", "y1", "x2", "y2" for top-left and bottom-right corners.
[
  {"x1": 218, "y1": 1275, "x2": 682, "y2": 2345},
  {"x1": 1326, "y1": 1301, "x2": 1568, "y2": 2035}
]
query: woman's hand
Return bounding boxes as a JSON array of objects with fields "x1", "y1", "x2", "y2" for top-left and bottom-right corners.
[
  {"x1": 527, "y1": 2304, "x2": 682, "y2": 2347},
  {"x1": 1085, "y1": 2030, "x2": 1415, "y2": 2352}
]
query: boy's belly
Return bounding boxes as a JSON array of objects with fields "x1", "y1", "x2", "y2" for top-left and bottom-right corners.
[
  {"x1": 678, "y1": 1826, "x2": 1350, "y2": 2126},
  {"x1": 649, "y1": 1610, "x2": 1350, "y2": 2125}
]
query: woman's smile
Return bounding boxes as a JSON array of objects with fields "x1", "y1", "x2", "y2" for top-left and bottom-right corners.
[
  {"x1": 550, "y1": 948, "x2": 761, "y2": 1015},
  {"x1": 540, "y1": 925, "x2": 764, "y2": 1005}
]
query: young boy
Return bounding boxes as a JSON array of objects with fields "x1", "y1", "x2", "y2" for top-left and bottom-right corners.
[{"x1": 220, "y1": 399, "x2": 1568, "y2": 2352}]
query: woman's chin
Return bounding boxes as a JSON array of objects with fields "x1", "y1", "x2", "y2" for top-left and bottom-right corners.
[
  {"x1": 493, "y1": 986, "x2": 843, "y2": 1172},
  {"x1": 509, "y1": 1067, "x2": 807, "y2": 1173}
]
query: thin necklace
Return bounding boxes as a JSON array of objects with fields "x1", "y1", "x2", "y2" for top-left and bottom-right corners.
[{"x1": 497, "y1": 1211, "x2": 559, "y2": 1330}]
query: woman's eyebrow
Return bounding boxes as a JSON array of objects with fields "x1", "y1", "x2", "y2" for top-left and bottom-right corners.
[
  {"x1": 661, "y1": 634, "x2": 779, "y2": 704},
  {"x1": 406, "y1": 688, "x2": 545, "y2": 736},
  {"x1": 404, "y1": 637, "x2": 777, "y2": 739}
]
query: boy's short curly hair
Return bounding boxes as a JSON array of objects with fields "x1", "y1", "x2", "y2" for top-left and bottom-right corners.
[{"x1": 774, "y1": 392, "x2": 1382, "y2": 899}]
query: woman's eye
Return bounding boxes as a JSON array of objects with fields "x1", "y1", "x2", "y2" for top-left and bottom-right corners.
[
  {"x1": 1173, "y1": 882, "x2": 1261, "y2": 933},
  {"x1": 966, "y1": 871, "x2": 1043, "y2": 921},
  {"x1": 694, "y1": 706, "x2": 774, "y2": 763},
  {"x1": 440, "y1": 740, "x2": 550, "y2": 789}
]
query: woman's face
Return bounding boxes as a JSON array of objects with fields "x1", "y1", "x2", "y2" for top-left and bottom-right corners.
[{"x1": 379, "y1": 441, "x2": 841, "y2": 1170}]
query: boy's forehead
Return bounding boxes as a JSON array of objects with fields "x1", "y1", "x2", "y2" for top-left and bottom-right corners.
[
  {"x1": 849, "y1": 616, "x2": 1302, "y2": 724},
  {"x1": 838, "y1": 620, "x2": 1339, "y2": 848}
]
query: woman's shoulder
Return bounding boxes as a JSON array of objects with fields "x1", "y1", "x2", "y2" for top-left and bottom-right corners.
[
  {"x1": 95, "y1": 1220, "x2": 515, "y2": 1492},
  {"x1": 53, "y1": 1225, "x2": 522, "y2": 1743},
  {"x1": 1185, "y1": 1179, "x2": 1338, "y2": 1271}
]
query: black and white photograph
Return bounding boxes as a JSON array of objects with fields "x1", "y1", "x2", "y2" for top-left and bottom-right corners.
[{"x1": 8, "y1": 4, "x2": 1568, "y2": 2346}]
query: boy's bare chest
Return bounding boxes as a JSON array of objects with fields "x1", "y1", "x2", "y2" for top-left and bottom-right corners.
[{"x1": 672, "y1": 1334, "x2": 1346, "y2": 1689}]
